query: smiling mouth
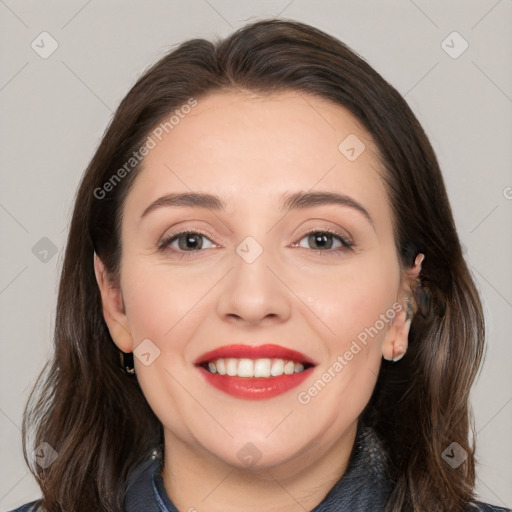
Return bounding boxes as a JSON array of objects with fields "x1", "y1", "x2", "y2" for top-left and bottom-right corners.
[
  {"x1": 198, "y1": 357, "x2": 315, "y2": 378},
  {"x1": 194, "y1": 344, "x2": 317, "y2": 400}
]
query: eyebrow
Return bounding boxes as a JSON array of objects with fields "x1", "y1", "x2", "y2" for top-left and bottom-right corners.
[{"x1": 139, "y1": 190, "x2": 374, "y2": 226}]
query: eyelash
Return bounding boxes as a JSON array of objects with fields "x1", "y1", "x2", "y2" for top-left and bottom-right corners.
[{"x1": 158, "y1": 228, "x2": 353, "y2": 259}]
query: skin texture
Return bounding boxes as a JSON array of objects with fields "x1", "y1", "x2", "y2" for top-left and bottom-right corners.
[{"x1": 94, "y1": 90, "x2": 422, "y2": 512}]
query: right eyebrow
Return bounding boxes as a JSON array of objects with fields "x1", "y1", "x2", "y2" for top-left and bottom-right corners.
[{"x1": 140, "y1": 192, "x2": 226, "y2": 221}]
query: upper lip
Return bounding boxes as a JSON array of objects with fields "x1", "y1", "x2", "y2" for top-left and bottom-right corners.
[{"x1": 194, "y1": 344, "x2": 317, "y2": 366}]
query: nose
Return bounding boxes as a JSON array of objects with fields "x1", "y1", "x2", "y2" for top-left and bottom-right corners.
[{"x1": 215, "y1": 242, "x2": 292, "y2": 327}]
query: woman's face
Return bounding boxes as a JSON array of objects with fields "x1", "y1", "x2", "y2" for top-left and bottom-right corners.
[{"x1": 98, "y1": 90, "x2": 410, "y2": 475}]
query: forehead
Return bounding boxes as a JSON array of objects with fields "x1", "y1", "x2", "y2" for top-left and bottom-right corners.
[{"x1": 123, "y1": 89, "x2": 391, "y2": 228}]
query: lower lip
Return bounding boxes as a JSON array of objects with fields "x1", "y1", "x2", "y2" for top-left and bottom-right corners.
[{"x1": 196, "y1": 366, "x2": 314, "y2": 400}]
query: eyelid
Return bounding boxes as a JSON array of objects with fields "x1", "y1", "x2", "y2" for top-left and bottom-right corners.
[
  {"x1": 158, "y1": 228, "x2": 220, "y2": 250},
  {"x1": 293, "y1": 226, "x2": 353, "y2": 247}
]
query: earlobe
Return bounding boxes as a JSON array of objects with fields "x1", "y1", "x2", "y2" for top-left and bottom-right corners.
[
  {"x1": 93, "y1": 252, "x2": 133, "y2": 353},
  {"x1": 382, "y1": 308, "x2": 411, "y2": 362}
]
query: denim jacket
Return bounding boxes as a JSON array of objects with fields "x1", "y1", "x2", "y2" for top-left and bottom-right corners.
[{"x1": 10, "y1": 424, "x2": 510, "y2": 511}]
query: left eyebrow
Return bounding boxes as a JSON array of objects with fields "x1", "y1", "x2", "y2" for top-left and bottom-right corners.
[
  {"x1": 280, "y1": 190, "x2": 374, "y2": 228},
  {"x1": 139, "y1": 190, "x2": 374, "y2": 228}
]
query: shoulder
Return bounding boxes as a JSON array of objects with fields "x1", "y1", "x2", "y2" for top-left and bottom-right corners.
[
  {"x1": 7, "y1": 500, "x2": 42, "y2": 512},
  {"x1": 467, "y1": 500, "x2": 511, "y2": 512}
]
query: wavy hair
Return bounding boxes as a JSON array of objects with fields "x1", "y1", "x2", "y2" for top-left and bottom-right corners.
[{"x1": 22, "y1": 19, "x2": 485, "y2": 511}]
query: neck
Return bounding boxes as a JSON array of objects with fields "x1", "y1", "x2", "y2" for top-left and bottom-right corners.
[{"x1": 161, "y1": 422, "x2": 358, "y2": 512}]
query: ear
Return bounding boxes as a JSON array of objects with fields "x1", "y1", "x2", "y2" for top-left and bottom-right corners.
[
  {"x1": 93, "y1": 252, "x2": 133, "y2": 353},
  {"x1": 405, "y1": 253, "x2": 424, "y2": 288},
  {"x1": 382, "y1": 253, "x2": 424, "y2": 362}
]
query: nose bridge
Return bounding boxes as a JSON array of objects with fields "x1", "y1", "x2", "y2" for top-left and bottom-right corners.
[{"x1": 215, "y1": 234, "x2": 292, "y2": 324}]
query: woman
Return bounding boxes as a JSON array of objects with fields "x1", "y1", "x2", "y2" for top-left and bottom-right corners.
[{"x1": 11, "y1": 19, "x2": 510, "y2": 512}]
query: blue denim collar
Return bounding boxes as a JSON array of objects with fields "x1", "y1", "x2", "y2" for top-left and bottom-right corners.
[{"x1": 124, "y1": 422, "x2": 394, "y2": 512}]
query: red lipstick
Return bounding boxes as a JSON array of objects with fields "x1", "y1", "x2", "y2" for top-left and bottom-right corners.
[
  {"x1": 194, "y1": 344, "x2": 316, "y2": 400},
  {"x1": 194, "y1": 344, "x2": 316, "y2": 366}
]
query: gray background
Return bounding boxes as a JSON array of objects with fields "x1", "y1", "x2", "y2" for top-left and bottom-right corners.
[{"x1": 1, "y1": 0, "x2": 511, "y2": 509}]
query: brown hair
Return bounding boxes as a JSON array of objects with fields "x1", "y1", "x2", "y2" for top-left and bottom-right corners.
[{"x1": 22, "y1": 19, "x2": 485, "y2": 511}]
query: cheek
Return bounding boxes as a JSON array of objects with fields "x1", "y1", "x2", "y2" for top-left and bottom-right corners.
[
  {"x1": 317, "y1": 254, "x2": 400, "y2": 402},
  {"x1": 120, "y1": 258, "x2": 211, "y2": 343},
  {"x1": 301, "y1": 251, "x2": 400, "y2": 353},
  {"x1": 119, "y1": 260, "x2": 213, "y2": 438}
]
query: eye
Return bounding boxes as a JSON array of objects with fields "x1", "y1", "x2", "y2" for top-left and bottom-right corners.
[
  {"x1": 294, "y1": 230, "x2": 353, "y2": 252},
  {"x1": 159, "y1": 231, "x2": 217, "y2": 252},
  {"x1": 158, "y1": 229, "x2": 352, "y2": 257}
]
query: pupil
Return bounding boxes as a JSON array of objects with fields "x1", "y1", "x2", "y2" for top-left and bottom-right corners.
[
  {"x1": 180, "y1": 233, "x2": 202, "y2": 250},
  {"x1": 309, "y1": 232, "x2": 332, "y2": 250}
]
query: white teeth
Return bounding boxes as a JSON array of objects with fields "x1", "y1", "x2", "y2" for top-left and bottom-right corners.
[
  {"x1": 237, "y1": 358, "x2": 253, "y2": 378},
  {"x1": 270, "y1": 359, "x2": 284, "y2": 376},
  {"x1": 226, "y1": 358, "x2": 237, "y2": 376},
  {"x1": 216, "y1": 358, "x2": 226, "y2": 375},
  {"x1": 204, "y1": 358, "x2": 308, "y2": 378},
  {"x1": 253, "y1": 358, "x2": 271, "y2": 377},
  {"x1": 284, "y1": 361, "x2": 295, "y2": 375}
]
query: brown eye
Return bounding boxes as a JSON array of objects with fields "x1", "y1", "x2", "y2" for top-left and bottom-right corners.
[
  {"x1": 297, "y1": 231, "x2": 352, "y2": 251},
  {"x1": 160, "y1": 231, "x2": 216, "y2": 252}
]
